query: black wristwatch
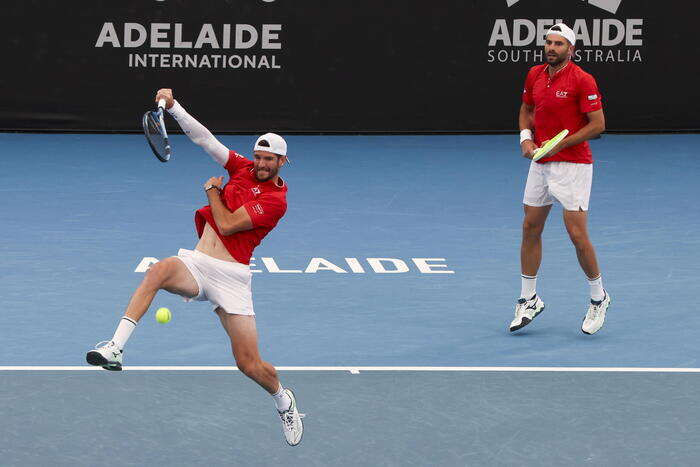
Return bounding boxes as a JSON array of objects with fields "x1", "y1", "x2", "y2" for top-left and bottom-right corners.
[{"x1": 204, "y1": 184, "x2": 220, "y2": 192}]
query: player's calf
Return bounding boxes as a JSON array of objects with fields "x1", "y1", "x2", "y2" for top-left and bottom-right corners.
[{"x1": 236, "y1": 357, "x2": 269, "y2": 383}]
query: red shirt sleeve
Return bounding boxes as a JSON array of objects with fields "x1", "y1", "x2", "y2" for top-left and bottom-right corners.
[
  {"x1": 578, "y1": 73, "x2": 603, "y2": 114},
  {"x1": 522, "y1": 67, "x2": 536, "y2": 106},
  {"x1": 243, "y1": 193, "x2": 287, "y2": 228},
  {"x1": 224, "y1": 150, "x2": 250, "y2": 173}
]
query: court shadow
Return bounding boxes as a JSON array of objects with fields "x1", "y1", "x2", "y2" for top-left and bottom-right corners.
[
  {"x1": 573, "y1": 332, "x2": 608, "y2": 341},
  {"x1": 508, "y1": 328, "x2": 544, "y2": 337}
]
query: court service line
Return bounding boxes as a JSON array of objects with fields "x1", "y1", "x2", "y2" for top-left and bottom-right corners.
[{"x1": 1, "y1": 366, "x2": 700, "y2": 373}]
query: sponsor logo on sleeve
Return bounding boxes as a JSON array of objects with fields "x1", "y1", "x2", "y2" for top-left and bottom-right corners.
[{"x1": 588, "y1": 94, "x2": 598, "y2": 100}]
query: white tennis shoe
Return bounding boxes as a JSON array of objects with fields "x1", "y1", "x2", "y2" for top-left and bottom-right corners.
[
  {"x1": 278, "y1": 388, "x2": 305, "y2": 446},
  {"x1": 509, "y1": 295, "x2": 545, "y2": 332},
  {"x1": 582, "y1": 291, "x2": 611, "y2": 335},
  {"x1": 86, "y1": 340, "x2": 123, "y2": 371}
]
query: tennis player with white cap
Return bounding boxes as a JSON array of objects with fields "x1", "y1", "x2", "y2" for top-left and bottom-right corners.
[
  {"x1": 85, "y1": 89, "x2": 304, "y2": 446},
  {"x1": 510, "y1": 24, "x2": 610, "y2": 335}
]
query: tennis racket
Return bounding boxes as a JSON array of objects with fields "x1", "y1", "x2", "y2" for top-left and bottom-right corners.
[
  {"x1": 532, "y1": 129, "x2": 569, "y2": 162},
  {"x1": 142, "y1": 98, "x2": 171, "y2": 163}
]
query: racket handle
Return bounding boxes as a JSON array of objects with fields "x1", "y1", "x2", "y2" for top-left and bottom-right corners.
[{"x1": 158, "y1": 98, "x2": 166, "y2": 110}]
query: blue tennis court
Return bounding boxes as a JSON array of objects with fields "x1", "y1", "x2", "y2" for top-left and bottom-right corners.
[{"x1": 1, "y1": 133, "x2": 699, "y2": 465}]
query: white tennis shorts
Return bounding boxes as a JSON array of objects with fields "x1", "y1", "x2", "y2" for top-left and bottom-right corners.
[
  {"x1": 523, "y1": 161, "x2": 593, "y2": 211},
  {"x1": 174, "y1": 248, "x2": 254, "y2": 315}
]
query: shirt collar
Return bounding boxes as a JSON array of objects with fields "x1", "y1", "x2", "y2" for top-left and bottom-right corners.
[{"x1": 545, "y1": 61, "x2": 572, "y2": 80}]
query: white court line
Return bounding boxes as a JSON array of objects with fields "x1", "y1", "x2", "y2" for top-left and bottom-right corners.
[{"x1": 1, "y1": 366, "x2": 700, "y2": 373}]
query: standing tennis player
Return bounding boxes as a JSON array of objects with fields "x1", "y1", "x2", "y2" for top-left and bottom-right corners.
[
  {"x1": 509, "y1": 24, "x2": 610, "y2": 335},
  {"x1": 86, "y1": 89, "x2": 304, "y2": 446}
]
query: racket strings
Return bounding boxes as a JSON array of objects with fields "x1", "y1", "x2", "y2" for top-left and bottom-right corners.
[
  {"x1": 146, "y1": 113, "x2": 168, "y2": 156},
  {"x1": 142, "y1": 108, "x2": 171, "y2": 162}
]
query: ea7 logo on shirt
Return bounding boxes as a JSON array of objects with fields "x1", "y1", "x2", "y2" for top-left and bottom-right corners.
[
  {"x1": 588, "y1": 94, "x2": 598, "y2": 100},
  {"x1": 252, "y1": 203, "x2": 264, "y2": 215},
  {"x1": 556, "y1": 90, "x2": 569, "y2": 98}
]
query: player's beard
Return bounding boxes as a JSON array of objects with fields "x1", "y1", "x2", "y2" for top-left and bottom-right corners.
[
  {"x1": 255, "y1": 165, "x2": 278, "y2": 182},
  {"x1": 546, "y1": 48, "x2": 569, "y2": 66}
]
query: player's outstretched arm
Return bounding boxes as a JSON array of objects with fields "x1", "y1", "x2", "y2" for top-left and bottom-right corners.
[{"x1": 154, "y1": 88, "x2": 230, "y2": 166}]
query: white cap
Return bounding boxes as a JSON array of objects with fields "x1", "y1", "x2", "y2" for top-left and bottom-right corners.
[
  {"x1": 254, "y1": 133, "x2": 287, "y2": 156},
  {"x1": 546, "y1": 23, "x2": 576, "y2": 46}
]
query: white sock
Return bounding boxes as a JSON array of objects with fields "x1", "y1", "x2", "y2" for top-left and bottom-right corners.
[
  {"x1": 588, "y1": 275, "x2": 605, "y2": 302},
  {"x1": 520, "y1": 274, "x2": 537, "y2": 299},
  {"x1": 272, "y1": 384, "x2": 291, "y2": 411},
  {"x1": 111, "y1": 317, "x2": 137, "y2": 349}
]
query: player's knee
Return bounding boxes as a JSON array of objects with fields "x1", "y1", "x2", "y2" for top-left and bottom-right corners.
[
  {"x1": 522, "y1": 220, "x2": 544, "y2": 237},
  {"x1": 567, "y1": 229, "x2": 587, "y2": 248},
  {"x1": 142, "y1": 260, "x2": 174, "y2": 289}
]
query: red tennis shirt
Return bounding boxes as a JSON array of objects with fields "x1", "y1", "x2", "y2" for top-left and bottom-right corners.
[
  {"x1": 195, "y1": 151, "x2": 288, "y2": 265},
  {"x1": 522, "y1": 62, "x2": 603, "y2": 164}
]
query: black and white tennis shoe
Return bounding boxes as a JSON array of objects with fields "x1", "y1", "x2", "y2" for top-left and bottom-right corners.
[
  {"x1": 278, "y1": 388, "x2": 305, "y2": 446},
  {"x1": 509, "y1": 294, "x2": 545, "y2": 332},
  {"x1": 86, "y1": 340, "x2": 123, "y2": 371},
  {"x1": 582, "y1": 291, "x2": 611, "y2": 335}
]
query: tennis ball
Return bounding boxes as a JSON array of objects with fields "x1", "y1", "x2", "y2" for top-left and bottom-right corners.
[{"x1": 155, "y1": 307, "x2": 171, "y2": 324}]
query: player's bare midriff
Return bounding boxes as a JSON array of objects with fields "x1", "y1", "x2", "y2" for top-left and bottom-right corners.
[{"x1": 195, "y1": 222, "x2": 238, "y2": 263}]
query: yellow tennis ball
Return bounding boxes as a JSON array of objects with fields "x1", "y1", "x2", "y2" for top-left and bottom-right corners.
[{"x1": 155, "y1": 307, "x2": 171, "y2": 324}]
